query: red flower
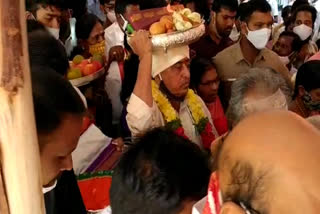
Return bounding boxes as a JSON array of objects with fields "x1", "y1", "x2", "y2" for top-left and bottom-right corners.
[
  {"x1": 205, "y1": 122, "x2": 213, "y2": 133},
  {"x1": 174, "y1": 127, "x2": 189, "y2": 140},
  {"x1": 201, "y1": 122, "x2": 215, "y2": 149}
]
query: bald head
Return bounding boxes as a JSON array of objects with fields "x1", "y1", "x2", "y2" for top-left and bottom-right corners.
[{"x1": 217, "y1": 111, "x2": 320, "y2": 214}]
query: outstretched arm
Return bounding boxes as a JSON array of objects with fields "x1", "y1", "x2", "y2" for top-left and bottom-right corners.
[{"x1": 130, "y1": 31, "x2": 153, "y2": 107}]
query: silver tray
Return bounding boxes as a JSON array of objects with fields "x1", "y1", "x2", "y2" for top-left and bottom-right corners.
[
  {"x1": 151, "y1": 23, "x2": 205, "y2": 50},
  {"x1": 127, "y1": 22, "x2": 205, "y2": 51}
]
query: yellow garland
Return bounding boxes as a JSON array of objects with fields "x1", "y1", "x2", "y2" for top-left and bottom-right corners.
[
  {"x1": 151, "y1": 81, "x2": 178, "y2": 122},
  {"x1": 186, "y1": 89, "x2": 206, "y2": 124},
  {"x1": 151, "y1": 80, "x2": 206, "y2": 124}
]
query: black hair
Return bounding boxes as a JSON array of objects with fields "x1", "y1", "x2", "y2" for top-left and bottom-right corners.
[
  {"x1": 293, "y1": 60, "x2": 320, "y2": 98},
  {"x1": 28, "y1": 29, "x2": 69, "y2": 76},
  {"x1": 27, "y1": 19, "x2": 46, "y2": 33},
  {"x1": 316, "y1": 38, "x2": 320, "y2": 50},
  {"x1": 237, "y1": 2, "x2": 249, "y2": 21},
  {"x1": 240, "y1": 0, "x2": 271, "y2": 22},
  {"x1": 110, "y1": 128, "x2": 211, "y2": 214},
  {"x1": 292, "y1": 4, "x2": 317, "y2": 27},
  {"x1": 278, "y1": 31, "x2": 302, "y2": 52},
  {"x1": 31, "y1": 67, "x2": 85, "y2": 138},
  {"x1": 99, "y1": 0, "x2": 109, "y2": 5},
  {"x1": 212, "y1": 0, "x2": 238, "y2": 13},
  {"x1": 26, "y1": 0, "x2": 68, "y2": 15},
  {"x1": 291, "y1": 0, "x2": 309, "y2": 13},
  {"x1": 114, "y1": 0, "x2": 139, "y2": 15},
  {"x1": 75, "y1": 13, "x2": 100, "y2": 40},
  {"x1": 70, "y1": 0, "x2": 88, "y2": 19},
  {"x1": 140, "y1": 0, "x2": 167, "y2": 10},
  {"x1": 190, "y1": 57, "x2": 216, "y2": 90},
  {"x1": 285, "y1": 15, "x2": 295, "y2": 31},
  {"x1": 282, "y1": 5, "x2": 292, "y2": 20}
]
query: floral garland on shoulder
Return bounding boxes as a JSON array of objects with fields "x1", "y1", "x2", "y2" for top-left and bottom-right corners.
[{"x1": 151, "y1": 80, "x2": 216, "y2": 149}]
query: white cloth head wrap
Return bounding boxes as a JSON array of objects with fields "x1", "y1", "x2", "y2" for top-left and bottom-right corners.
[{"x1": 152, "y1": 45, "x2": 190, "y2": 78}]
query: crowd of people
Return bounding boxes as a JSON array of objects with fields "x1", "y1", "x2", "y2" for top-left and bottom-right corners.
[{"x1": 23, "y1": 0, "x2": 320, "y2": 213}]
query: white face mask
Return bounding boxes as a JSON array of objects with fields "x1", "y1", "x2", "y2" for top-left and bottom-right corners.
[
  {"x1": 46, "y1": 27, "x2": 60, "y2": 40},
  {"x1": 293, "y1": 24, "x2": 313, "y2": 41},
  {"x1": 107, "y1": 10, "x2": 117, "y2": 23},
  {"x1": 246, "y1": 27, "x2": 271, "y2": 50},
  {"x1": 229, "y1": 26, "x2": 240, "y2": 42},
  {"x1": 120, "y1": 14, "x2": 128, "y2": 31}
]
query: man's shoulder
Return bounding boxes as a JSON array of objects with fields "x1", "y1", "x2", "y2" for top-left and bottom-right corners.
[
  {"x1": 262, "y1": 48, "x2": 282, "y2": 61},
  {"x1": 215, "y1": 42, "x2": 239, "y2": 57},
  {"x1": 214, "y1": 42, "x2": 239, "y2": 63}
]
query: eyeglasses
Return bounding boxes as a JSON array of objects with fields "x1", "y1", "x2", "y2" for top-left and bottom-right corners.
[{"x1": 200, "y1": 79, "x2": 220, "y2": 87}]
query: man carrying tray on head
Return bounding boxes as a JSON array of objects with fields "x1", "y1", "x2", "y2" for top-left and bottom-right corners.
[{"x1": 126, "y1": 29, "x2": 219, "y2": 150}]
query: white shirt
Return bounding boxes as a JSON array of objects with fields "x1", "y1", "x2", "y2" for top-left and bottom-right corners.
[
  {"x1": 267, "y1": 0, "x2": 279, "y2": 17},
  {"x1": 104, "y1": 23, "x2": 125, "y2": 124},
  {"x1": 126, "y1": 93, "x2": 219, "y2": 148}
]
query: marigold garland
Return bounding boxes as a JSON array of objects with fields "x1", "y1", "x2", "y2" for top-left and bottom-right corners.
[{"x1": 151, "y1": 80, "x2": 215, "y2": 149}]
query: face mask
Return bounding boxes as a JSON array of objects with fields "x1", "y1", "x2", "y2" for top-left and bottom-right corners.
[
  {"x1": 89, "y1": 40, "x2": 106, "y2": 56},
  {"x1": 120, "y1": 14, "x2": 128, "y2": 31},
  {"x1": 246, "y1": 27, "x2": 271, "y2": 50},
  {"x1": 107, "y1": 10, "x2": 117, "y2": 23},
  {"x1": 302, "y1": 92, "x2": 320, "y2": 111},
  {"x1": 46, "y1": 27, "x2": 60, "y2": 40},
  {"x1": 293, "y1": 24, "x2": 313, "y2": 41},
  {"x1": 229, "y1": 27, "x2": 240, "y2": 42}
]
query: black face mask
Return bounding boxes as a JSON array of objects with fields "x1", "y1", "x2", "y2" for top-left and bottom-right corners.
[{"x1": 159, "y1": 81, "x2": 185, "y2": 102}]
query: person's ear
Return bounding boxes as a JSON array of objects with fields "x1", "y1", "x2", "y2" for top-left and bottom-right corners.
[
  {"x1": 220, "y1": 202, "x2": 246, "y2": 214},
  {"x1": 26, "y1": 11, "x2": 37, "y2": 20},
  {"x1": 298, "y1": 85, "x2": 306, "y2": 97},
  {"x1": 212, "y1": 12, "x2": 217, "y2": 22},
  {"x1": 240, "y1": 21, "x2": 247, "y2": 35}
]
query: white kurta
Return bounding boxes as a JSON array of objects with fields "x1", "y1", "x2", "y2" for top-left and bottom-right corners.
[
  {"x1": 104, "y1": 23, "x2": 125, "y2": 124},
  {"x1": 126, "y1": 93, "x2": 219, "y2": 148}
]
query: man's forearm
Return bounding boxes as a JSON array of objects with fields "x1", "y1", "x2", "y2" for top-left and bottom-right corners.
[{"x1": 132, "y1": 52, "x2": 153, "y2": 107}]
